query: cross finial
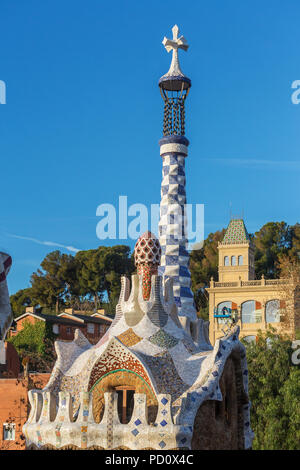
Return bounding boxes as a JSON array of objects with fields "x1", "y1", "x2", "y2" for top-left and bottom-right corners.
[
  {"x1": 161, "y1": 25, "x2": 189, "y2": 78},
  {"x1": 162, "y1": 25, "x2": 189, "y2": 54}
]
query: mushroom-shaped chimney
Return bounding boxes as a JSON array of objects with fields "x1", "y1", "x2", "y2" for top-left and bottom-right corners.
[{"x1": 134, "y1": 231, "x2": 161, "y2": 300}]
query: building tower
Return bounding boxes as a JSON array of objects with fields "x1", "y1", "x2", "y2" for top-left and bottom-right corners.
[
  {"x1": 218, "y1": 218, "x2": 255, "y2": 282},
  {"x1": 158, "y1": 25, "x2": 196, "y2": 325}
]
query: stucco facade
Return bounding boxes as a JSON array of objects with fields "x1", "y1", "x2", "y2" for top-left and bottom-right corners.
[{"x1": 207, "y1": 219, "x2": 297, "y2": 345}]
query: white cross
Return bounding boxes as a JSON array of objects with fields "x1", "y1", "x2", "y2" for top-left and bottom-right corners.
[
  {"x1": 162, "y1": 25, "x2": 189, "y2": 54},
  {"x1": 162, "y1": 25, "x2": 188, "y2": 77}
]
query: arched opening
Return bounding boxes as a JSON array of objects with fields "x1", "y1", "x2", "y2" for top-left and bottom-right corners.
[
  {"x1": 241, "y1": 300, "x2": 262, "y2": 323},
  {"x1": 231, "y1": 256, "x2": 236, "y2": 266},
  {"x1": 216, "y1": 301, "x2": 232, "y2": 324},
  {"x1": 90, "y1": 369, "x2": 158, "y2": 424},
  {"x1": 266, "y1": 300, "x2": 281, "y2": 323},
  {"x1": 224, "y1": 256, "x2": 229, "y2": 266},
  {"x1": 115, "y1": 386, "x2": 135, "y2": 424},
  {"x1": 238, "y1": 255, "x2": 243, "y2": 266}
]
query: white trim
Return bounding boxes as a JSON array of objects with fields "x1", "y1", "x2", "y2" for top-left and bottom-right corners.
[
  {"x1": 58, "y1": 313, "x2": 84, "y2": 323},
  {"x1": 91, "y1": 313, "x2": 113, "y2": 322},
  {"x1": 160, "y1": 143, "x2": 188, "y2": 156},
  {"x1": 15, "y1": 312, "x2": 46, "y2": 323}
]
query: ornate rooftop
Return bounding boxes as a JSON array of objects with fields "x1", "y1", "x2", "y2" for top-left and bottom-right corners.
[{"x1": 221, "y1": 219, "x2": 250, "y2": 245}]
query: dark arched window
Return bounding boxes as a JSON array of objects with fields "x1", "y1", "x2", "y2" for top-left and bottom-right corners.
[
  {"x1": 238, "y1": 255, "x2": 243, "y2": 266},
  {"x1": 115, "y1": 386, "x2": 135, "y2": 424},
  {"x1": 231, "y1": 256, "x2": 236, "y2": 266}
]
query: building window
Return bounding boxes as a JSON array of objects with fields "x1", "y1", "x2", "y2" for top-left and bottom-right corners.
[
  {"x1": 266, "y1": 300, "x2": 281, "y2": 323},
  {"x1": 87, "y1": 323, "x2": 95, "y2": 334},
  {"x1": 3, "y1": 423, "x2": 15, "y2": 440},
  {"x1": 66, "y1": 327, "x2": 72, "y2": 335},
  {"x1": 216, "y1": 301, "x2": 232, "y2": 324},
  {"x1": 224, "y1": 256, "x2": 229, "y2": 266},
  {"x1": 231, "y1": 256, "x2": 236, "y2": 266},
  {"x1": 115, "y1": 387, "x2": 135, "y2": 424},
  {"x1": 53, "y1": 324, "x2": 59, "y2": 334},
  {"x1": 241, "y1": 300, "x2": 262, "y2": 323},
  {"x1": 238, "y1": 255, "x2": 243, "y2": 266}
]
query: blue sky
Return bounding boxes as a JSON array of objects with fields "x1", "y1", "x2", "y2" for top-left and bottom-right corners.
[{"x1": 1, "y1": 0, "x2": 300, "y2": 294}]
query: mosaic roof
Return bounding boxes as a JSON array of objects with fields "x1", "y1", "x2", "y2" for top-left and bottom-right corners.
[
  {"x1": 23, "y1": 273, "x2": 254, "y2": 450},
  {"x1": 221, "y1": 219, "x2": 250, "y2": 245}
]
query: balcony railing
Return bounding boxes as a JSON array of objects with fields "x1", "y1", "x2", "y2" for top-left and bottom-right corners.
[{"x1": 210, "y1": 278, "x2": 289, "y2": 288}]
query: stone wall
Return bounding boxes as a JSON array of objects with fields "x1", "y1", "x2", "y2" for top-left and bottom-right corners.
[{"x1": 191, "y1": 354, "x2": 247, "y2": 450}]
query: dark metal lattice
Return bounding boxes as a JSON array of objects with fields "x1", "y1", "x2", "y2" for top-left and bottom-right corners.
[{"x1": 162, "y1": 96, "x2": 186, "y2": 136}]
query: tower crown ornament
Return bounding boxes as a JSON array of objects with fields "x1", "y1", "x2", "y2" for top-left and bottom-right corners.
[
  {"x1": 159, "y1": 25, "x2": 191, "y2": 136},
  {"x1": 159, "y1": 24, "x2": 191, "y2": 92}
]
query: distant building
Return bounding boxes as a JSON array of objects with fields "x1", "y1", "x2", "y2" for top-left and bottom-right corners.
[
  {"x1": 0, "y1": 308, "x2": 113, "y2": 450},
  {"x1": 0, "y1": 342, "x2": 20, "y2": 379},
  {"x1": 207, "y1": 218, "x2": 299, "y2": 344},
  {"x1": 0, "y1": 373, "x2": 50, "y2": 450},
  {"x1": 9, "y1": 307, "x2": 112, "y2": 345}
]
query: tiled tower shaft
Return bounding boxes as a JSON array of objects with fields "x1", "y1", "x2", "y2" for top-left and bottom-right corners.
[{"x1": 158, "y1": 136, "x2": 196, "y2": 321}]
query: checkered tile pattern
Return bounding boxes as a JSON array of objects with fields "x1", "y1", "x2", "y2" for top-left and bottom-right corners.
[{"x1": 158, "y1": 153, "x2": 196, "y2": 321}]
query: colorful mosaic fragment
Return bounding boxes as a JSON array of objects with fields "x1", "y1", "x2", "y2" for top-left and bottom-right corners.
[
  {"x1": 117, "y1": 328, "x2": 142, "y2": 347},
  {"x1": 149, "y1": 328, "x2": 179, "y2": 349}
]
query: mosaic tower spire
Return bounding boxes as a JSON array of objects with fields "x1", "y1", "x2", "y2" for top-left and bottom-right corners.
[{"x1": 158, "y1": 25, "x2": 196, "y2": 323}]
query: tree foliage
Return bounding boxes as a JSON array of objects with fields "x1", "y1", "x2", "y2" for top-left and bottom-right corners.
[
  {"x1": 11, "y1": 245, "x2": 134, "y2": 316},
  {"x1": 74, "y1": 245, "x2": 134, "y2": 308},
  {"x1": 254, "y1": 222, "x2": 293, "y2": 279},
  {"x1": 7, "y1": 320, "x2": 57, "y2": 372},
  {"x1": 30, "y1": 250, "x2": 77, "y2": 314},
  {"x1": 243, "y1": 329, "x2": 300, "y2": 450},
  {"x1": 10, "y1": 288, "x2": 35, "y2": 318}
]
